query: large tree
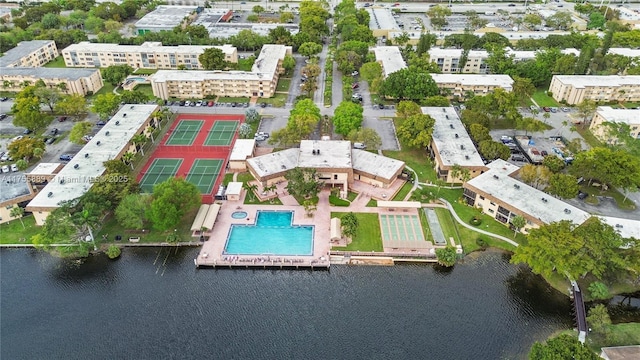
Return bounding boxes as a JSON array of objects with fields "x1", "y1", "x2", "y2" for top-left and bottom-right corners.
[
  {"x1": 285, "y1": 168, "x2": 321, "y2": 200},
  {"x1": 198, "y1": 47, "x2": 228, "y2": 70},
  {"x1": 347, "y1": 128, "x2": 382, "y2": 150},
  {"x1": 298, "y1": 42, "x2": 323, "y2": 59},
  {"x1": 519, "y1": 164, "x2": 551, "y2": 190},
  {"x1": 478, "y1": 140, "x2": 510, "y2": 161},
  {"x1": 147, "y1": 177, "x2": 201, "y2": 232},
  {"x1": 333, "y1": 101, "x2": 363, "y2": 136},
  {"x1": 92, "y1": 93, "x2": 121, "y2": 119},
  {"x1": 69, "y1": 121, "x2": 94, "y2": 144},
  {"x1": 570, "y1": 147, "x2": 640, "y2": 196},
  {"x1": 379, "y1": 68, "x2": 439, "y2": 101},
  {"x1": 55, "y1": 95, "x2": 88, "y2": 118},
  {"x1": 7, "y1": 137, "x2": 46, "y2": 162},
  {"x1": 359, "y1": 61, "x2": 383, "y2": 84},
  {"x1": 427, "y1": 5, "x2": 451, "y2": 30},
  {"x1": 395, "y1": 101, "x2": 422, "y2": 120},
  {"x1": 12, "y1": 96, "x2": 52, "y2": 132},
  {"x1": 115, "y1": 194, "x2": 151, "y2": 230},
  {"x1": 101, "y1": 64, "x2": 133, "y2": 86},
  {"x1": 271, "y1": 99, "x2": 320, "y2": 145},
  {"x1": 397, "y1": 114, "x2": 436, "y2": 149},
  {"x1": 546, "y1": 173, "x2": 579, "y2": 199},
  {"x1": 529, "y1": 334, "x2": 599, "y2": 360},
  {"x1": 34, "y1": 86, "x2": 63, "y2": 112}
]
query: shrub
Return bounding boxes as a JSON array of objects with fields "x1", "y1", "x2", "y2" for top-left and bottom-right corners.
[
  {"x1": 470, "y1": 216, "x2": 482, "y2": 226},
  {"x1": 106, "y1": 245, "x2": 121, "y2": 259},
  {"x1": 476, "y1": 237, "x2": 488, "y2": 249}
]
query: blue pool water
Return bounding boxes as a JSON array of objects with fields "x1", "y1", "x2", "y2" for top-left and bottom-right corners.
[
  {"x1": 231, "y1": 211, "x2": 248, "y2": 219},
  {"x1": 224, "y1": 211, "x2": 313, "y2": 255}
]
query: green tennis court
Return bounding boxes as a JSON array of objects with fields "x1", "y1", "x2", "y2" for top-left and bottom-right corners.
[
  {"x1": 186, "y1": 159, "x2": 222, "y2": 193},
  {"x1": 140, "y1": 158, "x2": 182, "y2": 193},
  {"x1": 166, "y1": 120, "x2": 204, "y2": 146},
  {"x1": 203, "y1": 121, "x2": 239, "y2": 146}
]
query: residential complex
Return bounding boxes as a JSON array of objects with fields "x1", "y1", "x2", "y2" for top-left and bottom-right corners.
[
  {"x1": 372, "y1": 46, "x2": 406, "y2": 78},
  {"x1": 422, "y1": 107, "x2": 486, "y2": 184},
  {"x1": 589, "y1": 106, "x2": 640, "y2": 143},
  {"x1": 246, "y1": 140, "x2": 405, "y2": 194},
  {"x1": 26, "y1": 104, "x2": 159, "y2": 225},
  {"x1": 548, "y1": 75, "x2": 640, "y2": 105},
  {"x1": 0, "y1": 67, "x2": 104, "y2": 96},
  {"x1": 428, "y1": 47, "x2": 579, "y2": 74},
  {"x1": 0, "y1": 40, "x2": 58, "y2": 68},
  {"x1": 193, "y1": 8, "x2": 299, "y2": 37},
  {"x1": 430, "y1": 74, "x2": 514, "y2": 98},
  {"x1": 134, "y1": 5, "x2": 199, "y2": 34},
  {"x1": 62, "y1": 42, "x2": 238, "y2": 70},
  {"x1": 149, "y1": 44, "x2": 292, "y2": 99},
  {"x1": 463, "y1": 160, "x2": 591, "y2": 232}
]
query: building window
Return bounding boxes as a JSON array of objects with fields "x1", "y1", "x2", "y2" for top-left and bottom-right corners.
[
  {"x1": 333, "y1": 174, "x2": 338, "y2": 180},
  {"x1": 479, "y1": 196, "x2": 485, "y2": 200}
]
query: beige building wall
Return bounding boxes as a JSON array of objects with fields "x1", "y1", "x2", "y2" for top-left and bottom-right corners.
[
  {"x1": 463, "y1": 185, "x2": 540, "y2": 233},
  {"x1": 430, "y1": 53, "x2": 488, "y2": 74},
  {"x1": 549, "y1": 76, "x2": 640, "y2": 105},
  {"x1": 228, "y1": 160, "x2": 247, "y2": 171},
  {"x1": 31, "y1": 210, "x2": 51, "y2": 226},
  {"x1": 590, "y1": 111, "x2": 640, "y2": 142},
  {"x1": 2, "y1": 41, "x2": 59, "y2": 68},
  {"x1": 436, "y1": 81, "x2": 510, "y2": 99},
  {"x1": 0, "y1": 71, "x2": 104, "y2": 96}
]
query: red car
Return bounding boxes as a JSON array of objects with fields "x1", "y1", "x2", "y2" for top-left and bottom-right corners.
[
  {"x1": 208, "y1": 101, "x2": 214, "y2": 107},
  {"x1": 58, "y1": 116, "x2": 67, "y2": 122},
  {"x1": 542, "y1": 107, "x2": 551, "y2": 112},
  {"x1": 352, "y1": 83, "x2": 359, "y2": 89}
]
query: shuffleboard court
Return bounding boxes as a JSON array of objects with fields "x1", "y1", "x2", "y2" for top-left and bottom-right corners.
[
  {"x1": 165, "y1": 120, "x2": 204, "y2": 146},
  {"x1": 186, "y1": 159, "x2": 223, "y2": 193},
  {"x1": 140, "y1": 158, "x2": 182, "y2": 193},
  {"x1": 203, "y1": 121, "x2": 239, "y2": 146}
]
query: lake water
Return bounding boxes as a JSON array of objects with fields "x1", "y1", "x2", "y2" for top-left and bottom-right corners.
[{"x1": 1, "y1": 248, "x2": 573, "y2": 360}]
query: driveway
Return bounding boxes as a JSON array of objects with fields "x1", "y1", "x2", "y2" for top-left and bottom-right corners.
[{"x1": 286, "y1": 54, "x2": 307, "y2": 108}]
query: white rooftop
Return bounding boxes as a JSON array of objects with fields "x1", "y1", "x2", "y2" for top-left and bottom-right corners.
[
  {"x1": 351, "y1": 149, "x2": 405, "y2": 181},
  {"x1": 372, "y1": 46, "x2": 406, "y2": 78},
  {"x1": 151, "y1": 44, "x2": 289, "y2": 82},
  {"x1": 598, "y1": 216, "x2": 640, "y2": 241},
  {"x1": 428, "y1": 47, "x2": 579, "y2": 61},
  {"x1": 63, "y1": 42, "x2": 237, "y2": 56},
  {"x1": 0, "y1": 174, "x2": 31, "y2": 203},
  {"x1": 195, "y1": 21, "x2": 299, "y2": 37},
  {"x1": 466, "y1": 159, "x2": 591, "y2": 226},
  {"x1": 552, "y1": 75, "x2": 640, "y2": 88},
  {"x1": 247, "y1": 148, "x2": 299, "y2": 178},
  {"x1": 367, "y1": 8, "x2": 400, "y2": 30},
  {"x1": 27, "y1": 104, "x2": 158, "y2": 210},
  {"x1": 421, "y1": 107, "x2": 485, "y2": 168},
  {"x1": 225, "y1": 182, "x2": 243, "y2": 196},
  {"x1": 135, "y1": 6, "x2": 198, "y2": 30},
  {"x1": 431, "y1": 73, "x2": 514, "y2": 89},
  {"x1": 297, "y1": 140, "x2": 352, "y2": 169},
  {"x1": 595, "y1": 106, "x2": 640, "y2": 125},
  {"x1": 29, "y1": 163, "x2": 62, "y2": 175},
  {"x1": 229, "y1": 139, "x2": 255, "y2": 161},
  {"x1": 0, "y1": 40, "x2": 54, "y2": 67},
  {"x1": 607, "y1": 48, "x2": 640, "y2": 58}
]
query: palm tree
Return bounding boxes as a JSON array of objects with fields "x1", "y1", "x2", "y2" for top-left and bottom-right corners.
[
  {"x1": 146, "y1": 126, "x2": 155, "y2": 143},
  {"x1": 21, "y1": 80, "x2": 32, "y2": 88},
  {"x1": 243, "y1": 182, "x2": 258, "y2": 201},
  {"x1": 122, "y1": 152, "x2": 135, "y2": 169},
  {"x1": 542, "y1": 112, "x2": 551, "y2": 124},
  {"x1": 57, "y1": 82, "x2": 68, "y2": 94},
  {"x1": 449, "y1": 164, "x2": 462, "y2": 186},
  {"x1": 10, "y1": 206, "x2": 25, "y2": 229},
  {"x1": 131, "y1": 134, "x2": 147, "y2": 155},
  {"x1": 3, "y1": 80, "x2": 12, "y2": 90}
]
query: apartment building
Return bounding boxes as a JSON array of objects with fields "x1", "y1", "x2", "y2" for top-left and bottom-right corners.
[
  {"x1": 590, "y1": 106, "x2": 640, "y2": 143},
  {"x1": 150, "y1": 44, "x2": 291, "y2": 99},
  {"x1": 431, "y1": 74, "x2": 514, "y2": 98},
  {"x1": 0, "y1": 40, "x2": 58, "y2": 68},
  {"x1": 422, "y1": 107, "x2": 487, "y2": 184},
  {"x1": 62, "y1": 42, "x2": 238, "y2": 70},
  {"x1": 463, "y1": 159, "x2": 590, "y2": 232},
  {"x1": 0, "y1": 68, "x2": 104, "y2": 96},
  {"x1": 428, "y1": 47, "x2": 579, "y2": 74},
  {"x1": 372, "y1": 46, "x2": 406, "y2": 78},
  {"x1": 26, "y1": 105, "x2": 159, "y2": 225},
  {"x1": 549, "y1": 75, "x2": 640, "y2": 105}
]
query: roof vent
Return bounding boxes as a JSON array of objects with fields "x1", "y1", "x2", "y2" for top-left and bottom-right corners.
[
  {"x1": 460, "y1": 145, "x2": 464, "y2": 150},
  {"x1": 442, "y1": 108, "x2": 446, "y2": 112},
  {"x1": 541, "y1": 198, "x2": 548, "y2": 203},
  {"x1": 465, "y1": 155, "x2": 469, "y2": 160},
  {"x1": 115, "y1": 121, "x2": 120, "y2": 125},
  {"x1": 59, "y1": 178, "x2": 65, "y2": 184},
  {"x1": 454, "y1": 134, "x2": 459, "y2": 138},
  {"x1": 564, "y1": 208, "x2": 571, "y2": 214},
  {"x1": 84, "y1": 153, "x2": 89, "y2": 158},
  {"x1": 312, "y1": 149, "x2": 317, "y2": 155},
  {"x1": 96, "y1": 141, "x2": 101, "y2": 146},
  {"x1": 281, "y1": 165, "x2": 286, "y2": 169},
  {"x1": 106, "y1": 131, "x2": 110, "y2": 136},
  {"x1": 130, "y1": 106, "x2": 134, "y2": 109},
  {"x1": 514, "y1": 184, "x2": 520, "y2": 189},
  {"x1": 445, "y1": 115, "x2": 449, "y2": 119},
  {"x1": 47, "y1": 192, "x2": 53, "y2": 197},
  {"x1": 615, "y1": 224, "x2": 623, "y2": 228},
  {"x1": 74, "y1": 164, "x2": 79, "y2": 169},
  {"x1": 123, "y1": 113, "x2": 127, "y2": 117},
  {"x1": 493, "y1": 175, "x2": 499, "y2": 179},
  {"x1": 449, "y1": 124, "x2": 454, "y2": 129},
  {"x1": 317, "y1": 149, "x2": 320, "y2": 155}
]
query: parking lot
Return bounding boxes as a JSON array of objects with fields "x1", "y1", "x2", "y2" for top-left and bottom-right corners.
[{"x1": 394, "y1": 10, "x2": 516, "y2": 32}]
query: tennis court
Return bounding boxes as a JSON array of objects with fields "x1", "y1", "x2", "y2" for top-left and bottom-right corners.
[
  {"x1": 203, "y1": 120, "x2": 239, "y2": 146},
  {"x1": 186, "y1": 159, "x2": 223, "y2": 193},
  {"x1": 139, "y1": 158, "x2": 182, "y2": 193},
  {"x1": 380, "y1": 214, "x2": 430, "y2": 249},
  {"x1": 165, "y1": 120, "x2": 204, "y2": 146}
]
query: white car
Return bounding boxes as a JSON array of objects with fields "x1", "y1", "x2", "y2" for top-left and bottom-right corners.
[
  {"x1": 254, "y1": 135, "x2": 266, "y2": 141},
  {"x1": 11, "y1": 135, "x2": 23, "y2": 142},
  {"x1": 10, "y1": 164, "x2": 18, "y2": 172},
  {"x1": 185, "y1": 101, "x2": 191, "y2": 107},
  {"x1": 1, "y1": 165, "x2": 9, "y2": 173},
  {"x1": 255, "y1": 132, "x2": 269, "y2": 138},
  {"x1": 351, "y1": 71, "x2": 359, "y2": 76},
  {"x1": 195, "y1": 101, "x2": 203, "y2": 107}
]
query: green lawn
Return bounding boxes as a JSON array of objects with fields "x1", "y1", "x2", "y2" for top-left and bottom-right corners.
[
  {"x1": 579, "y1": 183, "x2": 636, "y2": 210},
  {"x1": 574, "y1": 126, "x2": 604, "y2": 148},
  {"x1": 329, "y1": 195, "x2": 350, "y2": 206},
  {"x1": 89, "y1": 82, "x2": 116, "y2": 99},
  {"x1": 331, "y1": 212, "x2": 383, "y2": 252},
  {"x1": 132, "y1": 68, "x2": 158, "y2": 75},
  {"x1": 236, "y1": 172, "x2": 254, "y2": 183},
  {"x1": 244, "y1": 194, "x2": 283, "y2": 205},
  {"x1": 222, "y1": 173, "x2": 234, "y2": 186},
  {"x1": 434, "y1": 208, "x2": 458, "y2": 246},
  {"x1": 366, "y1": 198, "x2": 377, "y2": 207},
  {"x1": 217, "y1": 96, "x2": 250, "y2": 104},
  {"x1": 43, "y1": 56, "x2": 66, "y2": 68},
  {"x1": 95, "y1": 208, "x2": 198, "y2": 244},
  {"x1": 392, "y1": 181, "x2": 412, "y2": 201},
  {"x1": 586, "y1": 322, "x2": 640, "y2": 353},
  {"x1": 276, "y1": 78, "x2": 291, "y2": 92},
  {"x1": 0, "y1": 215, "x2": 40, "y2": 244},
  {"x1": 260, "y1": 93, "x2": 287, "y2": 107},
  {"x1": 237, "y1": 57, "x2": 256, "y2": 71},
  {"x1": 347, "y1": 191, "x2": 358, "y2": 201},
  {"x1": 532, "y1": 89, "x2": 559, "y2": 107},
  {"x1": 133, "y1": 84, "x2": 155, "y2": 99},
  {"x1": 383, "y1": 148, "x2": 438, "y2": 184},
  {"x1": 622, "y1": 102, "x2": 640, "y2": 109}
]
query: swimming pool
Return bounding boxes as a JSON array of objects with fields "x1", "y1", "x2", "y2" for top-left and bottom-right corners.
[
  {"x1": 224, "y1": 211, "x2": 313, "y2": 256},
  {"x1": 231, "y1": 211, "x2": 248, "y2": 219}
]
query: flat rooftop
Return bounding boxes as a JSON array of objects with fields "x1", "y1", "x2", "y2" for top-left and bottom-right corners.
[
  {"x1": 0, "y1": 175, "x2": 31, "y2": 203},
  {"x1": 431, "y1": 73, "x2": 514, "y2": 89},
  {"x1": 247, "y1": 148, "x2": 298, "y2": 178},
  {"x1": 607, "y1": 48, "x2": 640, "y2": 58},
  {"x1": 135, "y1": 5, "x2": 197, "y2": 30},
  {"x1": 373, "y1": 46, "x2": 407, "y2": 77},
  {"x1": 552, "y1": 75, "x2": 640, "y2": 88},
  {"x1": 367, "y1": 8, "x2": 399, "y2": 30},
  {"x1": 598, "y1": 216, "x2": 640, "y2": 241},
  {"x1": 1, "y1": 67, "x2": 100, "y2": 80},
  {"x1": 0, "y1": 40, "x2": 54, "y2": 67},
  {"x1": 297, "y1": 140, "x2": 352, "y2": 169},
  {"x1": 466, "y1": 159, "x2": 590, "y2": 226},
  {"x1": 63, "y1": 42, "x2": 237, "y2": 56},
  {"x1": 192, "y1": 8, "x2": 230, "y2": 24},
  {"x1": 421, "y1": 107, "x2": 485, "y2": 168},
  {"x1": 229, "y1": 139, "x2": 255, "y2": 161},
  {"x1": 29, "y1": 163, "x2": 62, "y2": 175},
  {"x1": 195, "y1": 21, "x2": 299, "y2": 37},
  {"x1": 595, "y1": 106, "x2": 640, "y2": 125},
  {"x1": 27, "y1": 104, "x2": 158, "y2": 210},
  {"x1": 351, "y1": 149, "x2": 404, "y2": 181}
]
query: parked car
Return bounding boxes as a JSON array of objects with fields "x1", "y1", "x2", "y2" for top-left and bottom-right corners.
[
  {"x1": 1, "y1": 165, "x2": 9, "y2": 173},
  {"x1": 208, "y1": 101, "x2": 214, "y2": 107},
  {"x1": 542, "y1": 106, "x2": 551, "y2": 112},
  {"x1": 0, "y1": 97, "x2": 8, "y2": 101},
  {"x1": 50, "y1": 128, "x2": 59, "y2": 136},
  {"x1": 231, "y1": 102, "x2": 237, "y2": 107},
  {"x1": 254, "y1": 135, "x2": 266, "y2": 141},
  {"x1": 12, "y1": 136, "x2": 23, "y2": 142},
  {"x1": 179, "y1": 100, "x2": 186, "y2": 106},
  {"x1": 195, "y1": 101, "x2": 203, "y2": 107},
  {"x1": 59, "y1": 154, "x2": 73, "y2": 161},
  {"x1": 0, "y1": 114, "x2": 7, "y2": 120},
  {"x1": 58, "y1": 116, "x2": 67, "y2": 122},
  {"x1": 97, "y1": 121, "x2": 106, "y2": 126},
  {"x1": 255, "y1": 132, "x2": 270, "y2": 138},
  {"x1": 541, "y1": 150, "x2": 548, "y2": 156},
  {"x1": 23, "y1": 129, "x2": 32, "y2": 134},
  {"x1": 378, "y1": 104, "x2": 385, "y2": 109},
  {"x1": 353, "y1": 142, "x2": 366, "y2": 149},
  {"x1": 512, "y1": 155, "x2": 526, "y2": 162},
  {"x1": 0, "y1": 153, "x2": 8, "y2": 161},
  {"x1": 189, "y1": 101, "x2": 196, "y2": 107},
  {"x1": 500, "y1": 135, "x2": 513, "y2": 142},
  {"x1": 352, "y1": 83, "x2": 359, "y2": 89},
  {"x1": 46, "y1": 137, "x2": 56, "y2": 145},
  {"x1": 577, "y1": 191, "x2": 588, "y2": 200},
  {"x1": 530, "y1": 105, "x2": 538, "y2": 111},
  {"x1": 185, "y1": 101, "x2": 191, "y2": 106},
  {"x1": 11, "y1": 164, "x2": 18, "y2": 172},
  {"x1": 561, "y1": 107, "x2": 570, "y2": 112},
  {"x1": 351, "y1": 71, "x2": 359, "y2": 76}
]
